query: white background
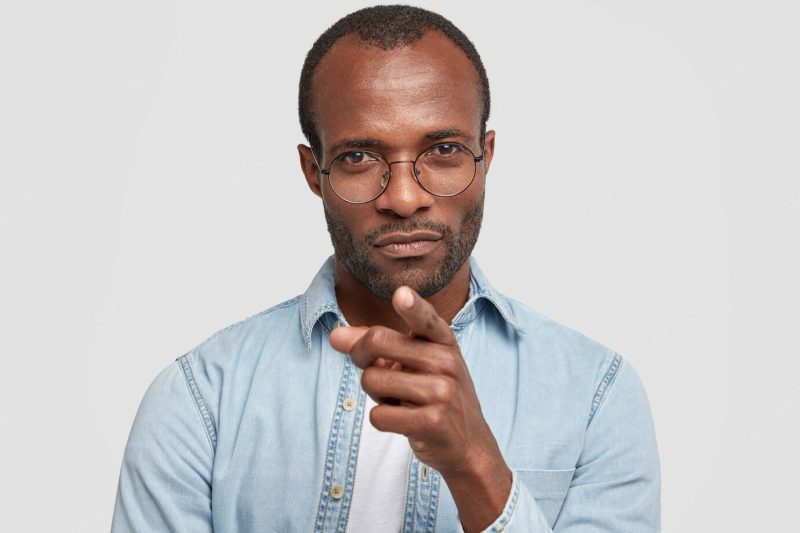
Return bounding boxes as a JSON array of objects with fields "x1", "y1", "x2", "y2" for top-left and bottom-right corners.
[{"x1": 1, "y1": 1, "x2": 798, "y2": 531}]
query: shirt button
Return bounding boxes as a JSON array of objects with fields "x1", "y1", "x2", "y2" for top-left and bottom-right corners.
[
  {"x1": 421, "y1": 465, "x2": 430, "y2": 482},
  {"x1": 343, "y1": 397, "x2": 356, "y2": 411},
  {"x1": 330, "y1": 484, "x2": 344, "y2": 499}
]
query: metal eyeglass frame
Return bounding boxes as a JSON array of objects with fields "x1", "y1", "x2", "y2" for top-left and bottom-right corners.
[{"x1": 313, "y1": 141, "x2": 485, "y2": 204}]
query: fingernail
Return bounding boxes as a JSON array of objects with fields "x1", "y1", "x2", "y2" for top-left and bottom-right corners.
[{"x1": 399, "y1": 287, "x2": 414, "y2": 309}]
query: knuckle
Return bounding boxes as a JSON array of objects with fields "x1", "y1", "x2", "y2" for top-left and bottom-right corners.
[
  {"x1": 437, "y1": 352, "x2": 461, "y2": 377},
  {"x1": 425, "y1": 407, "x2": 445, "y2": 430},
  {"x1": 409, "y1": 437, "x2": 427, "y2": 451},
  {"x1": 430, "y1": 377, "x2": 453, "y2": 402},
  {"x1": 365, "y1": 326, "x2": 390, "y2": 348},
  {"x1": 424, "y1": 311, "x2": 438, "y2": 332}
]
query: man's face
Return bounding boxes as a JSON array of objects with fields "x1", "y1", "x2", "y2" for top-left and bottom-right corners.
[{"x1": 300, "y1": 31, "x2": 495, "y2": 300}]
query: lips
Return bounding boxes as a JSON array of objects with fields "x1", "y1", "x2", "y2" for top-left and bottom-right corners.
[
  {"x1": 372, "y1": 230, "x2": 443, "y2": 258},
  {"x1": 372, "y1": 230, "x2": 443, "y2": 247}
]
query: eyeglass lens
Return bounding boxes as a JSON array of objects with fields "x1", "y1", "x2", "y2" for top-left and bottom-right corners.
[{"x1": 328, "y1": 144, "x2": 477, "y2": 203}]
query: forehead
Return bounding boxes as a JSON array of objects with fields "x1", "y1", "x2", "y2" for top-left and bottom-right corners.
[{"x1": 311, "y1": 31, "x2": 482, "y2": 153}]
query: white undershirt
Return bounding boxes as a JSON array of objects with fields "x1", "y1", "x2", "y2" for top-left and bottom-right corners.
[{"x1": 346, "y1": 395, "x2": 412, "y2": 533}]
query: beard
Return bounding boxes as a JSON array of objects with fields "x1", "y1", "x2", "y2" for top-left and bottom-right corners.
[{"x1": 323, "y1": 191, "x2": 484, "y2": 301}]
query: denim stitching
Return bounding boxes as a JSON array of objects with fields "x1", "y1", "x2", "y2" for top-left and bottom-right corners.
[
  {"x1": 452, "y1": 292, "x2": 525, "y2": 335},
  {"x1": 402, "y1": 456, "x2": 420, "y2": 532},
  {"x1": 425, "y1": 469, "x2": 441, "y2": 532},
  {"x1": 335, "y1": 384, "x2": 366, "y2": 533},
  {"x1": 177, "y1": 354, "x2": 218, "y2": 453},
  {"x1": 588, "y1": 352, "x2": 623, "y2": 426},
  {"x1": 489, "y1": 471, "x2": 520, "y2": 532},
  {"x1": 204, "y1": 296, "x2": 300, "y2": 345},
  {"x1": 314, "y1": 359, "x2": 351, "y2": 532},
  {"x1": 303, "y1": 303, "x2": 340, "y2": 350}
]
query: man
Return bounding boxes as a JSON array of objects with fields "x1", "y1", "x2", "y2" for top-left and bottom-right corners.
[{"x1": 113, "y1": 5, "x2": 660, "y2": 532}]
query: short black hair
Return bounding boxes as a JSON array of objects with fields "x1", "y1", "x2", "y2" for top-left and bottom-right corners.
[{"x1": 298, "y1": 5, "x2": 490, "y2": 160}]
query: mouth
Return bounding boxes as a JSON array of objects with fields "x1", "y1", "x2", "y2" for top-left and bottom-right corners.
[{"x1": 372, "y1": 230, "x2": 443, "y2": 258}]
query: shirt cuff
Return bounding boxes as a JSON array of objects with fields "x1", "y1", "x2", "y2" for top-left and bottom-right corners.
[{"x1": 459, "y1": 470, "x2": 521, "y2": 533}]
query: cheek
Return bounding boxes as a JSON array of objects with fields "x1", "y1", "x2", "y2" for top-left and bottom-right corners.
[
  {"x1": 324, "y1": 199, "x2": 375, "y2": 235},
  {"x1": 454, "y1": 190, "x2": 486, "y2": 237},
  {"x1": 452, "y1": 181, "x2": 485, "y2": 219}
]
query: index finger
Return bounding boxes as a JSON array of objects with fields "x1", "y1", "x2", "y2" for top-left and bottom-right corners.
[{"x1": 392, "y1": 286, "x2": 456, "y2": 346}]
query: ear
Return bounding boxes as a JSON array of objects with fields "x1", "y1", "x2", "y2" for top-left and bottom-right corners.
[
  {"x1": 297, "y1": 144, "x2": 323, "y2": 198},
  {"x1": 481, "y1": 129, "x2": 496, "y2": 175}
]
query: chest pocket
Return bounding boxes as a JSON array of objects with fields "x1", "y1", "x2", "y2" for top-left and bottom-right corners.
[{"x1": 515, "y1": 468, "x2": 575, "y2": 528}]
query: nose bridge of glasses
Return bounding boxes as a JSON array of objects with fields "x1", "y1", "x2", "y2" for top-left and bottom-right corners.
[{"x1": 385, "y1": 159, "x2": 421, "y2": 180}]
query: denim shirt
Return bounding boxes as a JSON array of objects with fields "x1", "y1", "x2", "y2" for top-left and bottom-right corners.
[{"x1": 112, "y1": 256, "x2": 660, "y2": 532}]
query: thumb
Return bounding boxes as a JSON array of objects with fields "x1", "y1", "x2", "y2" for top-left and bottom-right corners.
[{"x1": 329, "y1": 325, "x2": 368, "y2": 355}]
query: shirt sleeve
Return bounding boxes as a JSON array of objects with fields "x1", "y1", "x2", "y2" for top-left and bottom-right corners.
[
  {"x1": 474, "y1": 357, "x2": 661, "y2": 532},
  {"x1": 111, "y1": 359, "x2": 215, "y2": 533}
]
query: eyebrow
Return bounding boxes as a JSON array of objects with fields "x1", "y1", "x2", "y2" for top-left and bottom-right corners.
[
  {"x1": 328, "y1": 138, "x2": 381, "y2": 156},
  {"x1": 327, "y1": 129, "x2": 476, "y2": 157},
  {"x1": 425, "y1": 129, "x2": 474, "y2": 142}
]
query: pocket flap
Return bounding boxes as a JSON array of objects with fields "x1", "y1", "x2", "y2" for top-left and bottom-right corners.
[{"x1": 514, "y1": 468, "x2": 575, "y2": 527}]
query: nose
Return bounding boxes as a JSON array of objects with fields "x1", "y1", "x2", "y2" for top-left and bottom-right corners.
[{"x1": 373, "y1": 160, "x2": 435, "y2": 218}]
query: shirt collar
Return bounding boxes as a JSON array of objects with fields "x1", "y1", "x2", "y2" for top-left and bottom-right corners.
[
  {"x1": 300, "y1": 255, "x2": 525, "y2": 350},
  {"x1": 454, "y1": 257, "x2": 526, "y2": 335}
]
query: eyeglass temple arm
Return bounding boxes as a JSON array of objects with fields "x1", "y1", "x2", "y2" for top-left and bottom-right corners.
[{"x1": 308, "y1": 149, "x2": 331, "y2": 176}]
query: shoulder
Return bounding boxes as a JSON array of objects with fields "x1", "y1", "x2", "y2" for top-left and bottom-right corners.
[
  {"x1": 134, "y1": 295, "x2": 305, "y2": 446},
  {"x1": 493, "y1": 293, "x2": 637, "y2": 421},
  {"x1": 493, "y1": 294, "x2": 656, "y2": 459},
  {"x1": 504, "y1": 295, "x2": 619, "y2": 374},
  {"x1": 183, "y1": 293, "x2": 303, "y2": 383},
  {"x1": 181, "y1": 294, "x2": 303, "y2": 370}
]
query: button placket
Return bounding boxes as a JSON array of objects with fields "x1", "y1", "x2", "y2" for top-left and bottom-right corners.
[
  {"x1": 313, "y1": 348, "x2": 367, "y2": 533},
  {"x1": 314, "y1": 317, "x2": 374, "y2": 533},
  {"x1": 402, "y1": 455, "x2": 441, "y2": 532}
]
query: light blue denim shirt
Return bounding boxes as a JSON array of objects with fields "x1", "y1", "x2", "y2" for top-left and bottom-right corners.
[{"x1": 113, "y1": 256, "x2": 660, "y2": 532}]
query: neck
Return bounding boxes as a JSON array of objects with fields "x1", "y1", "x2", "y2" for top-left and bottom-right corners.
[{"x1": 334, "y1": 259, "x2": 471, "y2": 334}]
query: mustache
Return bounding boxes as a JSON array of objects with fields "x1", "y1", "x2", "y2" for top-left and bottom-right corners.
[{"x1": 363, "y1": 219, "x2": 450, "y2": 246}]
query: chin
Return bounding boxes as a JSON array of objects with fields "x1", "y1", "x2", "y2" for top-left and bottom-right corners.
[
  {"x1": 363, "y1": 256, "x2": 461, "y2": 300},
  {"x1": 390, "y1": 260, "x2": 436, "y2": 288}
]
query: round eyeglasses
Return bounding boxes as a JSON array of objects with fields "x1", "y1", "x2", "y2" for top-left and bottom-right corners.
[{"x1": 318, "y1": 142, "x2": 484, "y2": 204}]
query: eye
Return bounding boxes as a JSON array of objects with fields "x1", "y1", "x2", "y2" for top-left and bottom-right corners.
[
  {"x1": 340, "y1": 151, "x2": 378, "y2": 165},
  {"x1": 430, "y1": 143, "x2": 464, "y2": 156}
]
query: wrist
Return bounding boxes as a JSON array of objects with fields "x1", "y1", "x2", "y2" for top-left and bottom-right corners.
[{"x1": 441, "y1": 445, "x2": 513, "y2": 533}]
